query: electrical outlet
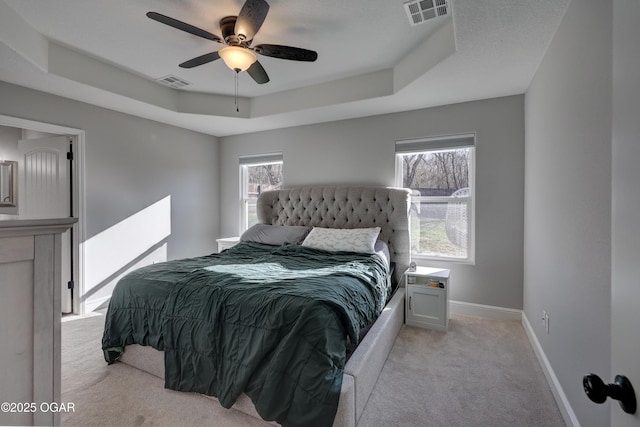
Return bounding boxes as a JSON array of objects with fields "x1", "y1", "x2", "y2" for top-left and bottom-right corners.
[{"x1": 545, "y1": 312, "x2": 550, "y2": 334}]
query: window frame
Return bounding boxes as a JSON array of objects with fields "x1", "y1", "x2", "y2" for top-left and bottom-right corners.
[
  {"x1": 239, "y1": 153, "x2": 283, "y2": 234},
  {"x1": 395, "y1": 134, "x2": 476, "y2": 264}
]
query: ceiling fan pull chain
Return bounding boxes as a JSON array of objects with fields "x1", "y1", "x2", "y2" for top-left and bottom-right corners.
[{"x1": 235, "y1": 71, "x2": 239, "y2": 113}]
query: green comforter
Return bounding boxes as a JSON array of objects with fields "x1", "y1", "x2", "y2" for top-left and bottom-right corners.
[{"x1": 102, "y1": 242, "x2": 389, "y2": 427}]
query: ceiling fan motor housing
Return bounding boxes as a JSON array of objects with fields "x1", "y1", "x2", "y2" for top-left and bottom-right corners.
[{"x1": 220, "y1": 16, "x2": 243, "y2": 45}]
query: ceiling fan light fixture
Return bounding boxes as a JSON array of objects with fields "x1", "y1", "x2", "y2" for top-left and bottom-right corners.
[{"x1": 218, "y1": 46, "x2": 257, "y2": 72}]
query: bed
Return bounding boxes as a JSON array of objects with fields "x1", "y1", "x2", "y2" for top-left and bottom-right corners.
[{"x1": 102, "y1": 185, "x2": 410, "y2": 427}]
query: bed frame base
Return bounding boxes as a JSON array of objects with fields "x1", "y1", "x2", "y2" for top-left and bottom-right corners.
[{"x1": 118, "y1": 288, "x2": 405, "y2": 427}]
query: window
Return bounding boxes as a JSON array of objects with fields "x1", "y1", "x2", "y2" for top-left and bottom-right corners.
[
  {"x1": 240, "y1": 153, "x2": 283, "y2": 232},
  {"x1": 395, "y1": 134, "x2": 475, "y2": 262}
]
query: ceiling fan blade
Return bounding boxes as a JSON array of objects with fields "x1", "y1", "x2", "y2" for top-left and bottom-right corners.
[
  {"x1": 247, "y1": 61, "x2": 270, "y2": 84},
  {"x1": 253, "y1": 44, "x2": 318, "y2": 62},
  {"x1": 235, "y1": 0, "x2": 269, "y2": 42},
  {"x1": 147, "y1": 12, "x2": 222, "y2": 43},
  {"x1": 179, "y1": 51, "x2": 221, "y2": 68}
]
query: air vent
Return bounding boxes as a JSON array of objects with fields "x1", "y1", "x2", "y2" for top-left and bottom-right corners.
[
  {"x1": 404, "y1": 0, "x2": 448, "y2": 26},
  {"x1": 155, "y1": 75, "x2": 192, "y2": 89}
]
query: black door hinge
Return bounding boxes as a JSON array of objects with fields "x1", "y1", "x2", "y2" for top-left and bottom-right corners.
[
  {"x1": 67, "y1": 151, "x2": 73, "y2": 160},
  {"x1": 67, "y1": 280, "x2": 75, "y2": 290}
]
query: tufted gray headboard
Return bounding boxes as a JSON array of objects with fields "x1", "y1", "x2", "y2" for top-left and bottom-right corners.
[{"x1": 256, "y1": 186, "x2": 411, "y2": 285}]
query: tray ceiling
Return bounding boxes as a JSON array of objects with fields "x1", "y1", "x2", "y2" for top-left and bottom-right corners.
[{"x1": 0, "y1": 0, "x2": 570, "y2": 136}]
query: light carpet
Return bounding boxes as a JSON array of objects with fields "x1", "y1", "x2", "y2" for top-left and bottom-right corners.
[{"x1": 61, "y1": 312, "x2": 565, "y2": 426}]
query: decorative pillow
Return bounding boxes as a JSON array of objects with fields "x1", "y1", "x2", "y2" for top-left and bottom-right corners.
[
  {"x1": 240, "y1": 224, "x2": 311, "y2": 246},
  {"x1": 301, "y1": 227, "x2": 381, "y2": 254}
]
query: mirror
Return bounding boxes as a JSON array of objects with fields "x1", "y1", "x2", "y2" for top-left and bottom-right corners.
[{"x1": 0, "y1": 160, "x2": 17, "y2": 208}]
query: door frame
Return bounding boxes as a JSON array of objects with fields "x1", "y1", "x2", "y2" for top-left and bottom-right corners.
[{"x1": 0, "y1": 114, "x2": 86, "y2": 314}]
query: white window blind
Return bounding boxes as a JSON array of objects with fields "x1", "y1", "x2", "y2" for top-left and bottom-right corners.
[
  {"x1": 395, "y1": 133, "x2": 475, "y2": 154},
  {"x1": 239, "y1": 152, "x2": 284, "y2": 166}
]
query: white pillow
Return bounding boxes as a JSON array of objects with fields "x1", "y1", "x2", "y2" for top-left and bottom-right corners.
[{"x1": 301, "y1": 227, "x2": 381, "y2": 254}]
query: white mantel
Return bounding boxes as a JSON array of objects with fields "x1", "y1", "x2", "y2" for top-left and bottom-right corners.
[{"x1": 0, "y1": 218, "x2": 76, "y2": 426}]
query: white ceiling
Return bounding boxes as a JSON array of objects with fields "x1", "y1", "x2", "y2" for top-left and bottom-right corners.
[{"x1": 0, "y1": 0, "x2": 570, "y2": 137}]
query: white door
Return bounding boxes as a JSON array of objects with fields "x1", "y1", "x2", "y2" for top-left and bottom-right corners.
[
  {"x1": 611, "y1": 0, "x2": 639, "y2": 425},
  {"x1": 18, "y1": 136, "x2": 73, "y2": 313}
]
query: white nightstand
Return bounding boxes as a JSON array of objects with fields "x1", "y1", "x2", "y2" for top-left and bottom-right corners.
[
  {"x1": 216, "y1": 236, "x2": 240, "y2": 253},
  {"x1": 405, "y1": 266, "x2": 451, "y2": 331}
]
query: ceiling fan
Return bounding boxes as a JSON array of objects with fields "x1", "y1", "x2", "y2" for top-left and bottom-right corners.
[{"x1": 146, "y1": 0, "x2": 318, "y2": 85}]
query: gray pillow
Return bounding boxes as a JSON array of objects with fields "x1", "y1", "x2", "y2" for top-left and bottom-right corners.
[{"x1": 240, "y1": 224, "x2": 311, "y2": 246}]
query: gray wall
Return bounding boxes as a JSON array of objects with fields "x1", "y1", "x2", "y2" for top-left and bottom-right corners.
[
  {"x1": 220, "y1": 95, "x2": 525, "y2": 310},
  {"x1": 0, "y1": 81, "x2": 220, "y2": 306},
  {"x1": 0, "y1": 125, "x2": 21, "y2": 160},
  {"x1": 524, "y1": 1, "x2": 612, "y2": 426}
]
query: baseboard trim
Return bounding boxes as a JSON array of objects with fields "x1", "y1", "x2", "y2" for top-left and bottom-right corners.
[
  {"x1": 450, "y1": 300, "x2": 522, "y2": 320},
  {"x1": 522, "y1": 313, "x2": 580, "y2": 427}
]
